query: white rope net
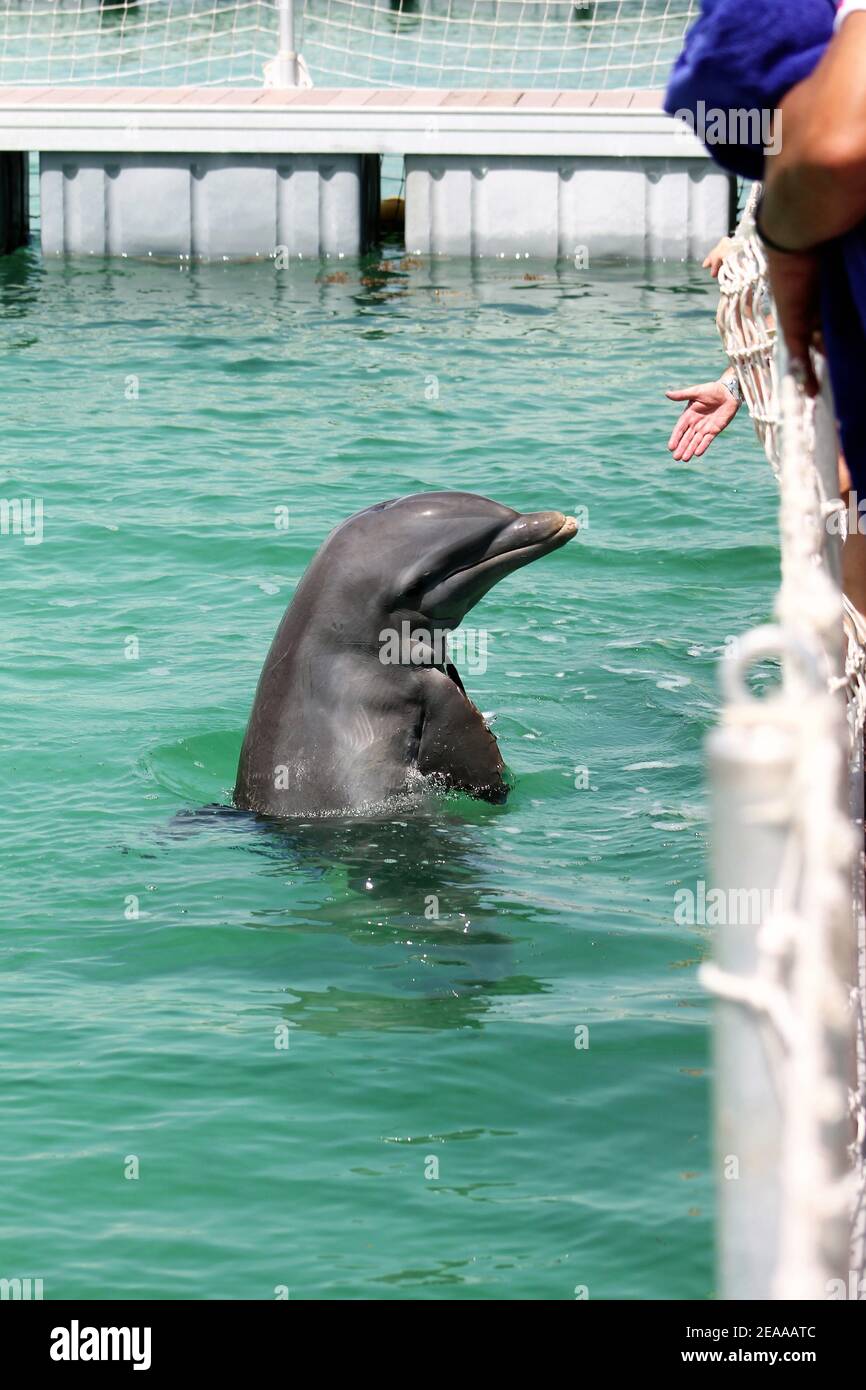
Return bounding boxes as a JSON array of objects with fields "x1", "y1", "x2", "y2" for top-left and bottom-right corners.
[
  {"x1": 296, "y1": 0, "x2": 699, "y2": 90},
  {"x1": 0, "y1": 0, "x2": 700, "y2": 89},
  {"x1": 0, "y1": 0, "x2": 276, "y2": 85},
  {"x1": 709, "y1": 191, "x2": 866, "y2": 1297}
]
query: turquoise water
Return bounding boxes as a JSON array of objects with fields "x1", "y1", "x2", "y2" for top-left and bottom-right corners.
[{"x1": 0, "y1": 246, "x2": 779, "y2": 1300}]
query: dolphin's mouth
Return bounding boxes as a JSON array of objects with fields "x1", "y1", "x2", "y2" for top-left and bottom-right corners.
[
  {"x1": 453, "y1": 510, "x2": 578, "y2": 578},
  {"x1": 415, "y1": 505, "x2": 579, "y2": 626},
  {"x1": 500, "y1": 512, "x2": 578, "y2": 557}
]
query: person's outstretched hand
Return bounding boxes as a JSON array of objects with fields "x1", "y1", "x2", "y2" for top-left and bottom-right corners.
[
  {"x1": 702, "y1": 237, "x2": 736, "y2": 278},
  {"x1": 665, "y1": 381, "x2": 740, "y2": 461}
]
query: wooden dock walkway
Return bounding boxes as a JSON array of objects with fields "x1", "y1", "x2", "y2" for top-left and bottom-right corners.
[
  {"x1": 0, "y1": 86, "x2": 683, "y2": 157},
  {"x1": 0, "y1": 87, "x2": 730, "y2": 262}
]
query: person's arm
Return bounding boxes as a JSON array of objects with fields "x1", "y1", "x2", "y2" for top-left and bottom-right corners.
[
  {"x1": 665, "y1": 374, "x2": 742, "y2": 461},
  {"x1": 761, "y1": 11, "x2": 866, "y2": 250}
]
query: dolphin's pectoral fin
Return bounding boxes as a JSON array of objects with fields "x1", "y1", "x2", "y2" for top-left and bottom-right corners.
[
  {"x1": 444, "y1": 659, "x2": 467, "y2": 698},
  {"x1": 417, "y1": 669, "x2": 508, "y2": 803}
]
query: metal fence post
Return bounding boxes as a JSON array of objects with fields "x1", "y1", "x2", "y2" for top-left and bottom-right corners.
[{"x1": 273, "y1": 0, "x2": 300, "y2": 87}]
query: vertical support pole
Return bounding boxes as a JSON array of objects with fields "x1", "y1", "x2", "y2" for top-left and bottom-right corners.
[
  {"x1": 359, "y1": 154, "x2": 381, "y2": 253},
  {"x1": 851, "y1": 711, "x2": 866, "y2": 1284},
  {"x1": 706, "y1": 631, "x2": 797, "y2": 1300},
  {"x1": 727, "y1": 173, "x2": 739, "y2": 237},
  {"x1": 0, "y1": 152, "x2": 29, "y2": 255},
  {"x1": 773, "y1": 370, "x2": 857, "y2": 1299},
  {"x1": 273, "y1": 0, "x2": 300, "y2": 87}
]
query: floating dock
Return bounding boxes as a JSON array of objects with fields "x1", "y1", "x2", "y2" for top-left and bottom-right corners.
[{"x1": 0, "y1": 86, "x2": 734, "y2": 260}]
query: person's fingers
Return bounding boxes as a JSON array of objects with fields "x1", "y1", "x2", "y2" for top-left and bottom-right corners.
[
  {"x1": 780, "y1": 311, "x2": 819, "y2": 395},
  {"x1": 681, "y1": 430, "x2": 711, "y2": 462},
  {"x1": 668, "y1": 415, "x2": 690, "y2": 450},
  {"x1": 672, "y1": 423, "x2": 699, "y2": 460},
  {"x1": 665, "y1": 385, "x2": 710, "y2": 401},
  {"x1": 668, "y1": 409, "x2": 698, "y2": 451},
  {"x1": 788, "y1": 354, "x2": 819, "y2": 398},
  {"x1": 702, "y1": 243, "x2": 728, "y2": 277},
  {"x1": 782, "y1": 329, "x2": 819, "y2": 395},
  {"x1": 692, "y1": 432, "x2": 716, "y2": 458},
  {"x1": 678, "y1": 428, "x2": 702, "y2": 462}
]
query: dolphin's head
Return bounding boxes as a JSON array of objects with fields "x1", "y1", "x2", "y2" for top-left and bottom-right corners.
[{"x1": 320, "y1": 491, "x2": 578, "y2": 631}]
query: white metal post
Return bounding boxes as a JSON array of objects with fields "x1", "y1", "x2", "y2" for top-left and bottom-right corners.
[
  {"x1": 705, "y1": 630, "x2": 797, "y2": 1300},
  {"x1": 273, "y1": 0, "x2": 300, "y2": 87}
]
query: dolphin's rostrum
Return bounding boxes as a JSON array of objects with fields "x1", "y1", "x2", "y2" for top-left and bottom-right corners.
[{"x1": 234, "y1": 491, "x2": 577, "y2": 816}]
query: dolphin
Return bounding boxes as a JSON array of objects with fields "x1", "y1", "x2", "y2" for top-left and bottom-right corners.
[{"x1": 233, "y1": 491, "x2": 577, "y2": 816}]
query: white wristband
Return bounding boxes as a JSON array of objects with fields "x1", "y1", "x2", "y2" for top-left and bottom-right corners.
[{"x1": 835, "y1": 1, "x2": 866, "y2": 31}]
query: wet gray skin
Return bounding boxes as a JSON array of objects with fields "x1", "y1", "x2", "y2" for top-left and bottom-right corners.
[{"x1": 234, "y1": 491, "x2": 578, "y2": 817}]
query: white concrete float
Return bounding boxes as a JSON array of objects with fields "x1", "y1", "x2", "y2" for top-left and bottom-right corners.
[
  {"x1": 40, "y1": 152, "x2": 376, "y2": 259},
  {"x1": 405, "y1": 155, "x2": 727, "y2": 260},
  {"x1": 0, "y1": 87, "x2": 733, "y2": 261}
]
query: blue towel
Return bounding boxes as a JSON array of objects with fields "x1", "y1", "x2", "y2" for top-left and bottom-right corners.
[
  {"x1": 666, "y1": 1, "x2": 836, "y2": 179},
  {"x1": 665, "y1": 1, "x2": 866, "y2": 497}
]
